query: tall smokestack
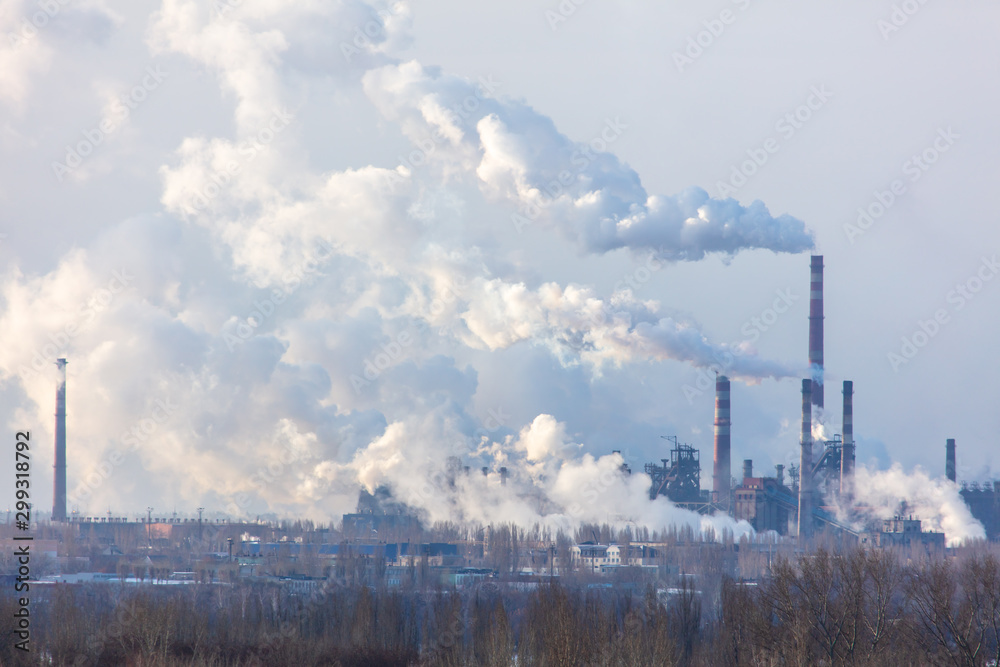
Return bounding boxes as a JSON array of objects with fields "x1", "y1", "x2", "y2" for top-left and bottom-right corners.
[
  {"x1": 53, "y1": 358, "x2": 67, "y2": 522},
  {"x1": 743, "y1": 459, "x2": 753, "y2": 481},
  {"x1": 840, "y1": 381, "x2": 854, "y2": 501},
  {"x1": 713, "y1": 376, "x2": 731, "y2": 510},
  {"x1": 946, "y1": 439, "x2": 956, "y2": 483},
  {"x1": 809, "y1": 255, "x2": 824, "y2": 408},
  {"x1": 798, "y1": 379, "x2": 813, "y2": 540}
]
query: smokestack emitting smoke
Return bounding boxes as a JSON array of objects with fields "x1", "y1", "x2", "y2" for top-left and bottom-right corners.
[
  {"x1": 53, "y1": 358, "x2": 67, "y2": 522},
  {"x1": 713, "y1": 376, "x2": 731, "y2": 510},
  {"x1": 809, "y1": 255, "x2": 824, "y2": 408},
  {"x1": 798, "y1": 379, "x2": 813, "y2": 539},
  {"x1": 840, "y1": 380, "x2": 854, "y2": 500},
  {"x1": 946, "y1": 439, "x2": 956, "y2": 483}
]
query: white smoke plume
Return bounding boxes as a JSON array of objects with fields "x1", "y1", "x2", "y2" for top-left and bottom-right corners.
[
  {"x1": 852, "y1": 464, "x2": 985, "y2": 547},
  {"x1": 364, "y1": 61, "x2": 815, "y2": 261},
  {"x1": 325, "y1": 413, "x2": 753, "y2": 539},
  {"x1": 444, "y1": 275, "x2": 802, "y2": 380}
]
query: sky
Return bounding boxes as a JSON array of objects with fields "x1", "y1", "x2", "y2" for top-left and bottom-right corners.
[{"x1": 1, "y1": 0, "x2": 998, "y2": 532}]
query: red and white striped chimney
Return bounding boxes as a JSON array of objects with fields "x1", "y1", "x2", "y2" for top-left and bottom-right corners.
[
  {"x1": 809, "y1": 255, "x2": 824, "y2": 408},
  {"x1": 713, "y1": 376, "x2": 731, "y2": 510}
]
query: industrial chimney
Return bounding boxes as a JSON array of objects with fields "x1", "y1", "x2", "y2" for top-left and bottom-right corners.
[
  {"x1": 809, "y1": 256, "x2": 824, "y2": 408},
  {"x1": 53, "y1": 358, "x2": 67, "y2": 522},
  {"x1": 713, "y1": 376, "x2": 731, "y2": 510},
  {"x1": 840, "y1": 381, "x2": 854, "y2": 501},
  {"x1": 946, "y1": 439, "x2": 956, "y2": 483},
  {"x1": 743, "y1": 459, "x2": 753, "y2": 481},
  {"x1": 798, "y1": 379, "x2": 813, "y2": 539}
]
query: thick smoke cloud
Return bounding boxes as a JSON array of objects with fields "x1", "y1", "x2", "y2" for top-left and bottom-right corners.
[
  {"x1": 0, "y1": 0, "x2": 810, "y2": 536},
  {"x1": 851, "y1": 464, "x2": 985, "y2": 546},
  {"x1": 325, "y1": 412, "x2": 753, "y2": 538}
]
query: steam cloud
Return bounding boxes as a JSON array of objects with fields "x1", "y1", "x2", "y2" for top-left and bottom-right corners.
[
  {"x1": 0, "y1": 0, "x2": 811, "y2": 536},
  {"x1": 336, "y1": 413, "x2": 753, "y2": 538},
  {"x1": 851, "y1": 464, "x2": 985, "y2": 546},
  {"x1": 364, "y1": 61, "x2": 815, "y2": 260}
]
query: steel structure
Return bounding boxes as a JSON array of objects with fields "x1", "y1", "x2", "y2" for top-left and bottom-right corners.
[{"x1": 646, "y1": 436, "x2": 702, "y2": 504}]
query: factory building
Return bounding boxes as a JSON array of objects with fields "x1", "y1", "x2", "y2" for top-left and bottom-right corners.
[
  {"x1": 569, "y1": 543, "x2": 661, "y2": 572},
  {"x1": 960, "y1": 482, "x2": 1000, "y2": 541},
  {"x1": 858, "y1": 517, "x2": 945, "y2": 551},
  {"x1": 733, "y1": 462, "x2": 794, "y2": 534},
  {"x1": 640, "y1": 254, "x2": 996, "y2": 545}
]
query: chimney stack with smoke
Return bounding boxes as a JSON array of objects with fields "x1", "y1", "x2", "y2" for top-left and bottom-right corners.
[
  {"x1": 53, "y1": 358, "x2": 67, "y2": 522},
  {"x1": 809, "y1": 255, "x2": 824, "y2": 408},
  {"x1": 840, "y1": 380, "x2": 854, "y2": 501},
  {"x1": 798, "y1": 379, "x2": 813, "y2": 539},
  {"x1": 946, "y1": 439, "x2": 956, "y2": 483},
  {"x1": 713, "y1": 375, "x2": 731, "y2": 510}
]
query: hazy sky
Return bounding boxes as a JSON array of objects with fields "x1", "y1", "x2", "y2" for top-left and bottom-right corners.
[{"x1": 1, "y1": 0, "x2": 998, "y2": 523}]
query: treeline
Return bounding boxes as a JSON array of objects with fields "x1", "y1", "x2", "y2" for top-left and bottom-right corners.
[{"x1": 2, "y1": 547, "x2": 1000, "y2": 665}]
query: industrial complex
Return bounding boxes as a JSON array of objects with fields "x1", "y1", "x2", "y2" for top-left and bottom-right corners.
[
  {"x1": 39, "y1": 255, "x2": 1000, "y2": 560},
  {"x1": 640, "y1": 255, "x2": 999, "y2": 546}
]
